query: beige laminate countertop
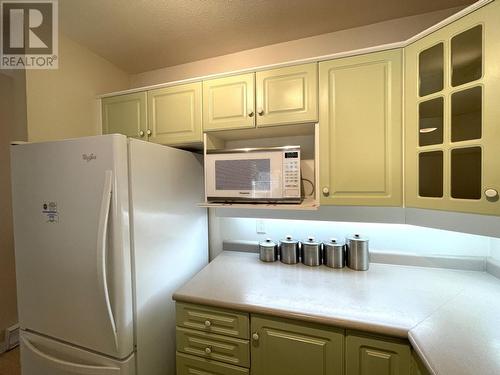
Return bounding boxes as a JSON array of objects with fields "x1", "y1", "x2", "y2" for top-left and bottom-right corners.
[{"x1": 173, "y1": 251, "x2": 500, "y2": 375}]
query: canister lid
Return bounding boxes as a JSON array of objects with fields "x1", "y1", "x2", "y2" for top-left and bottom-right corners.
[
  {"x1": 302, "y1": 236, "x2": 320, "y2": 246},
  {"x1": 259, "y1": 238, "x2": 277, "y2": 248},
  {"x1": 347, "y1": 234, "x2": 369, "y2": 242},
  {"x1": 280, "y1": 235, "x2": 298, "y2": 244},
  {"x1": 323, "y1": 238, "x2": 344, "y2": 247}
]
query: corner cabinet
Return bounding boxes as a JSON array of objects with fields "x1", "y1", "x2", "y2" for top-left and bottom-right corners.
[
  {"x1": 202, "y1": 73, "x2": 256, "y2": 131},
  {"x1": 147, "y1": 82, "x2": 202, "y2": 145},
  {"x1": 346, "y1": 332, "x2": 411, "y2": 375},
  {"x1": 255, "y1": 63, "x2": 318, "y2": 127},
  {"x1": 251, "y1": 315, "x2": 344, "y2": 375},
  {"x1": 319, "y1": 49, "x2": 403, "y2": 206},
  {"x1": 101, "y1": 92, "x2": 148, "y2": 139},
  {"x1": 405, "y1": 0, "x2": 500, "y2": 215}
]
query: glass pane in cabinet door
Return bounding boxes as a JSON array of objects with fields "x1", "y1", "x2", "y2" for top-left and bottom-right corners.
[
  {"x1": 419, "y1": 151, "x2": 443, "y2": 198},
  {"x1": 419, "y1": 43, "x2": 444, "y2": 97},
  {"x1": 419, "y1": 97, "x2": 444, "y2": 146},
  {"x1": 451, "y1": 147, "x2": 482, "y2": 199},
  {"x1": 451, "y1": 25, "x2": 482, "y2": 87},
  {"x1": 451, "y1": 86, "x2": 482, "y2": 142}
]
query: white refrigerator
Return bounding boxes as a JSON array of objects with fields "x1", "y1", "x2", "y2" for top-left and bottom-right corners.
[{"x1": 10, "y1": 134, "x2": 208, "y2": 375}]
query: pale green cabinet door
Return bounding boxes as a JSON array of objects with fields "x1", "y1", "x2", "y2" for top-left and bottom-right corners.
[
  {"x1": 346, "y1": 333, "x2": 410, "y2": 375},
  {"x1": 251, "y1": 315, "x2": 344, "y2": 375},
  {"x1": 319, "y1": 49, "x2": 402, "y2": 206},
  {"x1": 203, "y1": 73, "x2": 255, "y2": 131},
  {"x1": 405, "y1": 0, "x2": 500, "y2": 215},
  {"x1": 256, "y1": 63, "x2": 318, "y2": 127},
  {"x1": 410, "y1": 351, "x2": 430, "y2": 375},
  {"x1": 148, "y1": 82, "x2": 202, "y2": 145},
  {"x1": 101, "y1": 92, "x2": 147, "y2": 139}
]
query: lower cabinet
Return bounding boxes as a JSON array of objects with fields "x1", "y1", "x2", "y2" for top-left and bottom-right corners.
[
  {"x1": 175, "y1": 303, "x2": 419, "y2": 375},
  {"x1": 251, "y1": 315, "x2": 344, "y2": 375},
  {"x1": 410, "y1": 351, "x2": 431, "y2": 375},
  {"x1": 176, "y1": 352, "x2": 249, "y2": 375},
  {"x1": 346, "y1": 332, "x2": 411, "y2": 375}
]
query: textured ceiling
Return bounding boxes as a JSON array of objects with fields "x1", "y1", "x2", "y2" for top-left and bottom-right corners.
[{"x1": 59, "y1": 0, "x2": 475, "y2": 74}]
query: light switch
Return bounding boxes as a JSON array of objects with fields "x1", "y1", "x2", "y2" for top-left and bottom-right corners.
[{"x1": 256, "y1": 219, "x2": 266, "y2": 234}]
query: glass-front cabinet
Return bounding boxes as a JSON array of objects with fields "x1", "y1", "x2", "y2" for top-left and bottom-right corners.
[{"x1": 405, "y1": 0, "x2": 500, "y2": 215}]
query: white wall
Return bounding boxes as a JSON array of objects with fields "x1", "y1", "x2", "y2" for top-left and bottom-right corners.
[
  {"x1": 490, "y1": 239, "x2": 500, "y2": 261},
  {"x1": 130, "y1": 8, "x2": 460, "y2": 87},
  {"x1": 26, "y1": 34, "x2": 130, "y2": 142},
  {"x1": 210, "y1": 216, "x2": 493, "y2": 260}
]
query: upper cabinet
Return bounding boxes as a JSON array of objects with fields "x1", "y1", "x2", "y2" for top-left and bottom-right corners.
[
  {"x1": 202, "y1": 64, "x2": 318, "y2": 132},
  {"x1": 203, "y1": 73, "x2": 256, "y2": 131},
  {"x1": 102, "y1": 92, "x2": 148, "y2": 139},
  {"x1": 405, "y1": 1, "x2": 500, "y2": 215},
  {"x1": 255, "y1": 63, "x2": 318, "y2": 127},
  {"x1": 101, "y1": 83, "x2": 203, "y2": 146},
  {"x1": 319, "y1": 49, "x2": 402, "y2": 206},
  {"x1": 148, "y1": 82, "x2": 202, "y2": 145}
]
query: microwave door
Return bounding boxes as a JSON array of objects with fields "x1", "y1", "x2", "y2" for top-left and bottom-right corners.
[{"x1": 206, "y1": 152, "x2": 282, "y2": 200}]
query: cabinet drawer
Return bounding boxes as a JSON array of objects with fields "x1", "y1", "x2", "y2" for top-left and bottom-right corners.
[
  {"x1": 176, "y1": 303, "x2": 249, "y2": 339},
  {"x1": 176, "y1": 352, "x2": 249, "y2": 375},
  {"x1": 176, "y1": 327, "x2": 250, "y2": 368}
]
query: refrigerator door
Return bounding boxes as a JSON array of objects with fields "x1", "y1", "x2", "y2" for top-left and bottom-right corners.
[
  {"x1": 20, "y1": 330, "x2": 135, "y2": 375},
  {"x1": 10, "y1": 135, "x2": 134, "y2": 359},
  {"x1": 128, "y1": 139, "x2": 208, "y2": 375}
]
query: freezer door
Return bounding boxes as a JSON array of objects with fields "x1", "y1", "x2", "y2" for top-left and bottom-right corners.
[
  {"x1": 20, "y1": 330, "x2": 135, "y2": 375},
  {"x1": 10, "y1": 135, "x2": 134, "y2": 359}
]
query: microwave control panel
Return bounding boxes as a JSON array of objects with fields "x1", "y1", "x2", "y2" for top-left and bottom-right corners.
[{"x1": 283, "y1": 150, "x2": 301, "y2": 198}]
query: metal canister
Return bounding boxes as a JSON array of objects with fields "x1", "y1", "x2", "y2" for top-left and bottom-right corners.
[
  {"x1": 301, "y1": 237, "x2": 321, "y2": 266},
  {"x1": 346, "y1": 234, "x2": 369, "y2": 271},
  {"x1": 259, "y1": 238, "x2": 278, "y2": 262},
  {"x1": 323, "y1": 239, "x2": 345, "y2": 268},
  {"x1": 279, "y1": 235, "x2": 300, "y2": 264}
]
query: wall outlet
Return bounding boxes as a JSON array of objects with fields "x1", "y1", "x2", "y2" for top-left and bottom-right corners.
[
  {"x1": 256, "y1": 219, "x2": 267, "y2": 234},
  {"x1": 4, "y1": 324, "x2": 19, "y2": 351}
]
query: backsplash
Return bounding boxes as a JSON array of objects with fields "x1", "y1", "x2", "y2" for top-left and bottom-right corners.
[{"x1": 210, "y1": 216, "x2": 494, "y2": 260}]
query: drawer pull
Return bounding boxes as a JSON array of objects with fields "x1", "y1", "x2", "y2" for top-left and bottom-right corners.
[
  {"x1": 252, "y1": 333, "x2": 259, "y2": 341},
  {"x1": 205, "y1": 347, "x2": 212, "y2": 354},
  {"x1": 204, "y1": 320, "x2": 212, "y2": 327}
]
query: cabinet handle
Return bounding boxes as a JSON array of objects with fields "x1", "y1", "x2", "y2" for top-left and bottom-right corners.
[
  {"x1": 252, "y1": 333, "x2": 259, "y2": 341},
  {"x1": 146, "y1": 129, "x2": 152, "y2": 136},
  {"x1": 257, "y1": 108, "x2": 264, "y2": 116},
  {"x1": 322, "y1": 187, "x2": 330, "y2": 196},
  {"x1": 204, "y1": 320, "x2": 211, "y2": 327},
  {"x1": 139, "y1": 130, "x2": 145, "y2": 137},
  {"x1": 248, "y1": 111, "x2": 254, "y2": 117},
  {"x1": 485, "y1": 188, "x2": 499, "y2": 199},
  {"x1": 205, "y1": 347, "x2": 212, "y2": 354}
]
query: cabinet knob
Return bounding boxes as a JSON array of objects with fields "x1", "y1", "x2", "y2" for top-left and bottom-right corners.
[
  {"x1": 252, "y1": 333, "x2": 260, "y2": 341},
  {"x1": 204, "y1": 320, "x2": 211, "y2": 327},
  {"x1": 485, "y1": 188, "x2": 499, "y2": 199},
  {"x1": 139, "y1": 130, "x2": 145, "y2": 137},
  {"x1": 248, "y1": 111, "x2": 254, "y2": 117},
  {"x1": 257, "y1": 108, "x2": 264, "y2": 116},
  {"x1": 146, "y1": 129, "x2": 152, "y2": 136},
  {"x1": 322, "y1": 187, "x2": 330, "y2": 196},
  {"x1": 205, "y1": 347, "x2": 212, "y2": 354}
]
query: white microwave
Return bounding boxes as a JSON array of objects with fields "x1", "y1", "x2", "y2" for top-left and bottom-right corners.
[{"x1": 205, "y1": 146, "x2": 301, "y2": 203}]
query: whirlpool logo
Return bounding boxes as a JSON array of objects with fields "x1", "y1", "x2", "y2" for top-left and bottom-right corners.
[
  {"x1": 1, "y1": 0, "x2": 59, "y2": 69},
  {"x1": 82, "y1": 153, "x2": 97, "y2": 162}
]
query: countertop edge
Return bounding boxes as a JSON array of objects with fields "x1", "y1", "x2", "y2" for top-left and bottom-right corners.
[
  {"x1": 172, "y1": 293, "x2": 409, "y2": 338},
  {"x1": 408, "y1": 331, "x2": 437, "y2": 375}
]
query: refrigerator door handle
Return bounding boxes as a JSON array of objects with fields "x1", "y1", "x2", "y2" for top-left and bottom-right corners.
[
  {"x1": 21, "y1": 335, "x2": 121, "y2": 374},
  {"x1": 97, "y1": 170, "x2": 118, "y2": 350}
]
